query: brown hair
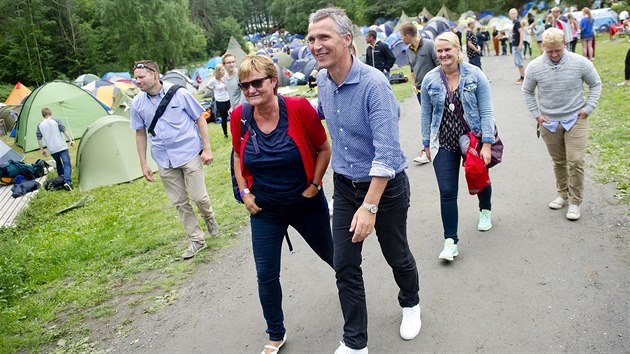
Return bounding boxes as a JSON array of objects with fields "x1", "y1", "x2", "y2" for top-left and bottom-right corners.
[
  {"x1": 41, "y1": 107, "x2": 51, "y2": 117},
  {"x1": 133, "y1": 60, "x2": 160, "y2": 75},
  {"x1": 399, "y1": 23, "x2": 418, "y2": 37}
]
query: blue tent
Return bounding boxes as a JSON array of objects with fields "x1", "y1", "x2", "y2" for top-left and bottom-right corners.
[
  {"x1": 102, "y1": 72, "x2": 131, "y2": 80},
  {"x1": 205, "y1": 56, "x2": 222, "y2": 69}
]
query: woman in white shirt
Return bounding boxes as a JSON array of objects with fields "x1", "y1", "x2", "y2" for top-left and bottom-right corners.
[{"x1": 207, "y1": 64, "x2": 231, "y2": 137}]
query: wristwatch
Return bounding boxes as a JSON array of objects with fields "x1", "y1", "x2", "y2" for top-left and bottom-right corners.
[
  {"x1": 361, "y1": 202, "x2": 378, "y2": 214},
  {"x1": 310, "y1": 181, "x2": 321, "y2": 190},
  {"x1": 239, "y1": 188, "x2": 250, "y2": 198}
]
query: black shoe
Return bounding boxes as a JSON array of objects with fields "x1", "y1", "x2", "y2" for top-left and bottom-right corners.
[{"x1": 63, "y1": 183, "x2": 72, "y2": 191}]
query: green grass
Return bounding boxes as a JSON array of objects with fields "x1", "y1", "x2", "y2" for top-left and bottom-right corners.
[{"x1": 1, "y1": 42, "x2": 626, "y2": 351}]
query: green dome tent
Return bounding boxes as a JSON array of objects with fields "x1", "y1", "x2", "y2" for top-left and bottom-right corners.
[
  {"x1": 16, "y1": 81, "x2": 110, "y2": 152},
  {"x1": 76, "y1": 115, "x2": 157, "y2": 191}
]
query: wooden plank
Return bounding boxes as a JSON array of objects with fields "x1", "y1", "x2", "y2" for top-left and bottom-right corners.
[{"x1": 0, "y1": 176, "x2": 47, "y2": 227}]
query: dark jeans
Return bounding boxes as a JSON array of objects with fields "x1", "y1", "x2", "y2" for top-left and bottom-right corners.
[
  {"x1": 51, "y1": 149, "x2": 72, "y2": 185},
  {"x1": 332, "y1": 172, "x2": 419, "y2": 349},
  {"x1": 432, "y1": 148, "x2": 492, "y2": 244},
  {"x1": 570, "y1": 39, "x2": 578, "y2": 53},
  {"x1": 216, "y1": 100, "x2": 230, "y2": 137},
  {"x1": 469, "y1": 55, "x2": 482, "y2": 70},
  {"x1": 250, "y1": 190, "x2": 333, "y2": 341},
  {"x1": 625, "y1": 48, "x2": 630, "y2": 80}
]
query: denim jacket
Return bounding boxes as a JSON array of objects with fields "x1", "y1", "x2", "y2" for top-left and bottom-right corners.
[{"x1": 420, "y1": 62, "x2": 495, "y2": 160}]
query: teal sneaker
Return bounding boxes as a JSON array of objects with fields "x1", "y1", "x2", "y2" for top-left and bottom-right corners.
[{"x1": 478, "y1": 209, "x2": 492, "y2": 231}]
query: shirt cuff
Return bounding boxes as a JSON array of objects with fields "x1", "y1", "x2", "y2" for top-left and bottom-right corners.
[{"x1": 369, "y1": 162, "x2": 396, "y2": 179}]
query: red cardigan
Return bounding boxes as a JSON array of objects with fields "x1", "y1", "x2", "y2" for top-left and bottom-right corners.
[{"x1": 230, "y1": 96, "x2": 327, "y2": 190}]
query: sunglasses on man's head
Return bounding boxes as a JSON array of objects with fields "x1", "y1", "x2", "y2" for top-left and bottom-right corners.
[
  {"x1": 238, "y1": 77, "x2": 272, "y2": 90},
  {"x1": 134, "y1": 63, "x2": 156, "y2": 73}
]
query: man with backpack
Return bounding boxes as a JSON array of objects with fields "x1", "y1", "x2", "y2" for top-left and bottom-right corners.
[
  {"x1": 36, "y1": 107, "x2": 74, "y2": 191},
  {"x1": 130, "y1": 60, "x2": 219, "y2": 260}
]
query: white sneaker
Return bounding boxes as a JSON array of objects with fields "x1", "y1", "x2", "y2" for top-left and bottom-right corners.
[
  {"x1": 412, "y1": 153, "x2": 430, "y2": 164},
  {"x1": 438, "y1": 238, "x2": 458, "y2": 261},
  {"x1": 566, "y1": 204, "x2": 581, "y2": 220},
  {"x1": 477, "y1": 209, "x2": 492, "y2": 231},
  {"x1": 334, "y1": 341, "x2": 368, "y2": 354},
  {"x1": 548, "y1": 196, "x2": 568, "y2": 209},
  {"x1": 400, "y1": 304, "x2": 421, "y2": 340}
]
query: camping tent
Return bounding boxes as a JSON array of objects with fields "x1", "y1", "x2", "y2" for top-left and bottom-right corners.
[
  {"x1": 76, "y1": 115, "x2": 157, "y2": 191},
  {"x1": 5, "y1": 82, "x2": 31, "y2": 105},
  {"x1": 0, "y1": 105, "x2": 21, "y2": 133},
  {"x1": 418, "y1": 8, "x2": 434, "y2": 22},
  {"x1": 15, "y1": 81, "x2": 110, "y2": 152},
  {"x1": 352, "y1": 25, "x2": 368, "y2": 62},
  {"x1": 111, "y1": 87, "x2": 140, "y2": 118},
  {"x1": 394, "y1": 10, "x2": 416, "y2": 32},
  {"x1": 0, "y1": 139, "x2": 23, "y2": 164},
  {"x1": 424, "y1": 17, "x2": 453, "y2": 39},
  {"x1": 435, "y1": 5, "x2": 457, "y2": 21},
  {"x1": 162, "y1": 70, "x2": 196, "y2": 93},
  {"x1": 102, "y1": 72, "x2": 131, "y2": 81},
  {"x1": 225, "y1": 36, "x2": 248, "y2": 65},
  {"x1": 74, "y1": 74, "x2": 99, "y2": 87}
]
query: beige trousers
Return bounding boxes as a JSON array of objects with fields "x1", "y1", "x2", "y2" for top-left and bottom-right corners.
[
  {"x1": 158, "y1": 155, "x2": 214, "y2": 242},
  {"x1": 541, "y1": 118, "x2": 589, "y2": 205}
]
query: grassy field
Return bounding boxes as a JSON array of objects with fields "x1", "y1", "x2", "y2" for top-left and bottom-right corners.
[{"x1": 0, "y1": 38, "x2": 627, "y2": 351}]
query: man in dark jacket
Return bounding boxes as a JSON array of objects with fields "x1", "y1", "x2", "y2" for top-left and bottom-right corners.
[{"x1": 365, "y1": 30, "x2": 396, "y2": 80}]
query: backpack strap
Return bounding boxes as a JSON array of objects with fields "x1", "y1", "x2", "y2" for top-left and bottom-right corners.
[
  {"x1": 240, "y1": 102, "x2": 259, "y2": 154},
  {"x1": 147, "y1": 84, "x2": 183, "y2": 137}
]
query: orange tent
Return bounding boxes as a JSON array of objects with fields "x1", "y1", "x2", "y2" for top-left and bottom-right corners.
[{"x1": 4, "y1": 82, "x2": 31, "y2": 105}]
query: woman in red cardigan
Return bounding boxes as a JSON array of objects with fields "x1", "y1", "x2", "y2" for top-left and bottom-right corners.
[{"x1": 230, "y1": 55, "x2": 333, "y2": 354}]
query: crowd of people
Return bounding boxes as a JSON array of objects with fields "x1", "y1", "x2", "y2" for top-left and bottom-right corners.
[{"x1": 121, "y1": 4, "x2": 615, "y2": 353}]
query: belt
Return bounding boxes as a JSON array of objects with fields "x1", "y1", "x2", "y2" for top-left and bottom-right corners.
[{"x1": 336, "y1": 171, "x2": 406, "y2": 189}]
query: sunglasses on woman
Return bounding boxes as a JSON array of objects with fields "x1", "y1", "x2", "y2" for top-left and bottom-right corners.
[
  {"x1": 238, "y1": 77, "x2": 272, "y2": 90},
  {"x1": 133, "y1": 63, "x2": 156, "y2": 73}
]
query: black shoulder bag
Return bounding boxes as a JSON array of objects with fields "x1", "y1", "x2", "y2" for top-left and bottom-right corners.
[{"x1": 147, "y1": 84, "x2": 183, "y2": 137}]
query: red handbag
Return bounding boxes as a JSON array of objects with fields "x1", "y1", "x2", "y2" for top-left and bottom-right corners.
[{"x1": 464, "y1": 132, "x2": 491, "y2": 195}]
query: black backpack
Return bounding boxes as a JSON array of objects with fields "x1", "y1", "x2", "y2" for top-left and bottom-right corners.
[{"x1": 44, "y1": 176, "x2": 66, "y2": 191}]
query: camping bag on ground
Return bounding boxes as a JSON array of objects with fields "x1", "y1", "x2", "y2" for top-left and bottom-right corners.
[
  {"x1": 11, "y1": 180, "x2": 40, "y2": 198},
  {"x1": 44, "y1": 176, "x2": 66, "y2": 191},
  {"x1": 1, "y1": 160, "x2": 36, "y2": 180},
  {"x1": 389, "y1": 72, "x2": 408, "y2": 84}
]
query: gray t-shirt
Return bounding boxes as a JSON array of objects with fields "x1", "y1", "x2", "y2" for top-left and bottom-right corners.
[
  {"x1": 224, "y1": 72, "x2": 245, "y2": 107},
  {"x1": 406, "y1": 38, "x2": 440, "y2": 88}
]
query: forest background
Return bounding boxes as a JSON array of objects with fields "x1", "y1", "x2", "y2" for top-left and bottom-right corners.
[{"x1": 0, "y1": 0, "x2": 597, "y2": 87}]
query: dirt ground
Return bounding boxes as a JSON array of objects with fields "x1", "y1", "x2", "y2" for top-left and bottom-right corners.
[{"x1": 91, "y1": 55, "x2": 629, "y2": 353}]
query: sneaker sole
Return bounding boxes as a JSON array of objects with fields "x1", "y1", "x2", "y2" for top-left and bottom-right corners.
[
  {"x1": 549, "y1": 203, "x2": 567, "y2": 210},
  {"x1": 413, "y1": 160, "x2": 430, "y2": 165},
  {"x1": 566, "y1": 214, "x2": 580, "y2": 221},
  {"x1": 438, "y1": 252, "x2": 458, "y2": 261},
  {"x1": 182, "y1": 243, "x2": 207, "y2": 259},
  {"x1": 478, "y1": 224, "x2": 493, "y2": 231}
]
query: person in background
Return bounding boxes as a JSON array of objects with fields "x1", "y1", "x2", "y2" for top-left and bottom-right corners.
[
  {"x1": 222, "y1": 53, "x2": 246, "y2": 114},
  {"x1": 522, "y1": 28, "x2": 601, "y2": 221},
  {"x1": 481, "y1": 27, "x2": 491, "y2": 56},
  {"x1": 509, "y1": 8, "x2": 526, "y2": 84},
  {"x1": 499, "y1": 30, "x2": 509, "y2": 55},
  {"x1": 532, "y1": 18, "x2": 546, "y2": 53},
  {"x1": 364, "y1": 30, "x2": 396, "y2": 80},
  {"x1": 579, "y1": 7, "x2": 595, "y2": 61},
  {"x1": 619, "y1": 21, "x2": 630, "y2": 86},
  {"x1": 420, "y1": 31, "x2": 496, "y2": 262},
  {"x1": 466, "y1": 20, "x2": 483, "y2": 69},
  {"x1": 36, "y1": 107, "x2": 74, "y2": 191},
  {"x1": 131, "y1": 60, "x2": 219, "y2": 260},
  {"x1": 521, "y1": 19, "x2": 533, "y2": 59},
  {"x1": 566, "y1": 13, "x2": 579, "y2": 52},
  {"x1": 308, "y1": 7, "x2": 421, "y2": 353},
  {"x1": 231, "y1": 55, "x2": 334, "y2": 354},
  {"x1": 400, "y1": 22, "x2": 439, "y2": 165},
  {"x1": 492, "y1": 26, "x2": 500, "y2": 56},
  {"x1": 206, "y1": 64, "x2": 231, "y2": 138}
]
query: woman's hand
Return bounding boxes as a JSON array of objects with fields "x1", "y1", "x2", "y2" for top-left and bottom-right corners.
[
  {"x1": 243, "y1": 193, "x2": 262, "y2": 214},
  {"x1": 480, "y1": 143, "x2": 492, "y2": 166},
  {"x1": 301, "y1": 184, "x2": 320, "y2": 198}
]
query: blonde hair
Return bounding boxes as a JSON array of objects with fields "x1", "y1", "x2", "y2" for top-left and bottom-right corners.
[
  {"x1": 41, "y1": 107, "x2": 51, "y2": 117},
  {"x1": 582, "y1": 7, "x2": 592, "y2": 18},
  {"x1": 521, "y1": 18, "x2": 529, "y2": 27},
  {"x1": 542, "y1": 27, "x2": 566, "y2": 46},
  {"x1": 222, "y1": 53, "x2": 235, "y2": 65},
  {"x1": 509, "y1": 8, "x2": 518, "y2": 16},
  {"x1": 238, "y1": 55, "x2": 279, "y2": 93},
  {"x1": 435, "y1": 31, "x2": 464, "y2": 64},
  {"x1": 214, "y1": 64, "x2": 225, "y2": 80}
]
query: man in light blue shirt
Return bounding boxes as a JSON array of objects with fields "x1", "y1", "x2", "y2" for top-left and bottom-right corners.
[
  {"x1": 130, "y1": 60, "x2": 219, "y2": 260},
  {"x1": 308, "y1": 8, "x2": 421, "y2": 354}
]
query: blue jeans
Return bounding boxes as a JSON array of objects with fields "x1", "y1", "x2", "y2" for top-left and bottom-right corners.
[
  {"x1": 51, "y1": 149, "x2": 72, "y2": 185},
  {"x1": 250, "y1": 190, "x2": 333, "y2": 341},
  {"x1": 332, "y1": 172, "x2": 419, "y2": 349},
  {"x1": 469, "y1": 55, "x2": 482, "y2": 70},
  {"x1": 432, "y1": 148, "x2": 492, "y2": 243}
]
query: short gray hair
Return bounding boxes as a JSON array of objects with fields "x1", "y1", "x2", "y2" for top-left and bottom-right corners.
[{"x1": 309, "y1": 7, "x2": 354, "y2": 44}]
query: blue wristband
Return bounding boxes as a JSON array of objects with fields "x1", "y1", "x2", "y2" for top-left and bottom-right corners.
[{"x1": 239, "y1": 188, "x2": 250, "y2": 198}]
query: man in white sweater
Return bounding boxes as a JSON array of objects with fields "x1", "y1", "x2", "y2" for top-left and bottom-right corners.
[
  {"x1": 36, "y1": 107, "x2": 75, "y2": 190},
  {"x1": 522, "y1": 28, "x2": 601, "y2": 221}
]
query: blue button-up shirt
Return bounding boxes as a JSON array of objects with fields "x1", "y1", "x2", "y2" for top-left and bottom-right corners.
[
  {"x1": 130, "y1": 83, "x2": 205, "y2": 169},
  {"x1": 317, "y1": 57, "x2": 407, "y2": 182}
]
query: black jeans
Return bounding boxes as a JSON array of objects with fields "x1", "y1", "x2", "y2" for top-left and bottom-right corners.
[
  {"x1": 216, "y1": 100, "x2": 230, "y2": 137},
  {"x1": 625, "y1": 48, "x2": 630, "y2": 81},
  {"x1": 332, "y1": 172, "x2": 419, "y2": 349}
]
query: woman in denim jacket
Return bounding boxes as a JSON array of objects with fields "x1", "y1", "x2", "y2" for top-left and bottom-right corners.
[{"x1": 420, "y1": 31, "x2": 496, "y2": 262}]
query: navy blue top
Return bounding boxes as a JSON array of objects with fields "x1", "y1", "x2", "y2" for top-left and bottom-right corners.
[{"x1": 243, "y1": 102, "x2": 306, "y2": 205}]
